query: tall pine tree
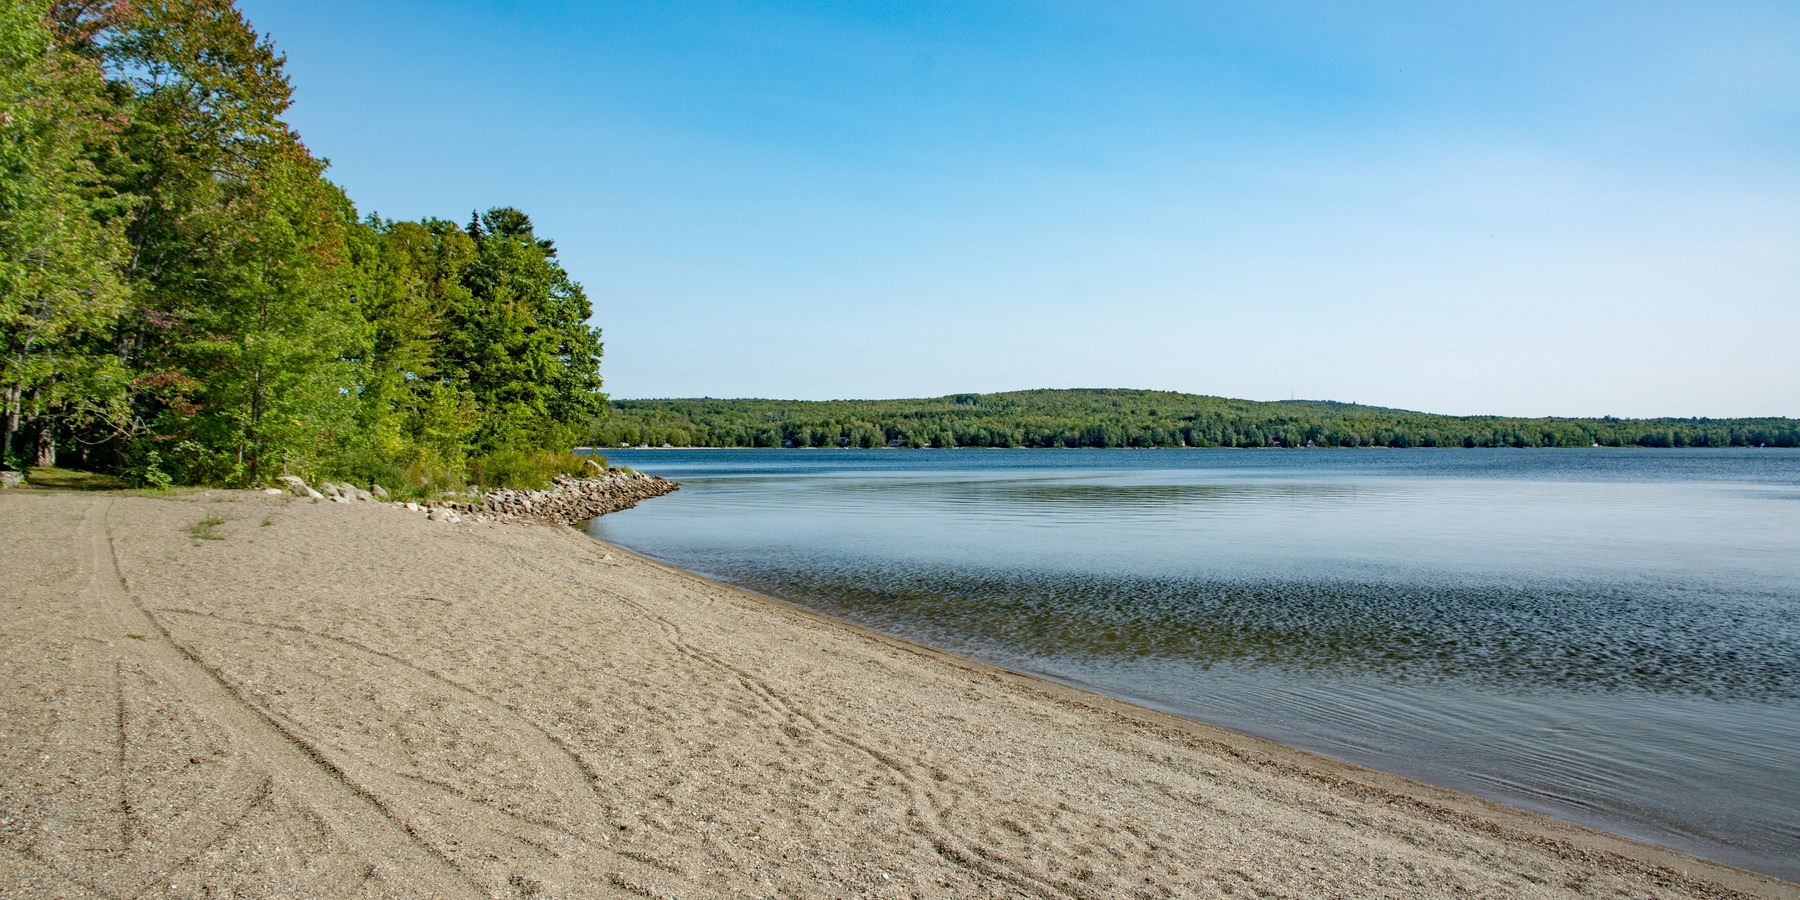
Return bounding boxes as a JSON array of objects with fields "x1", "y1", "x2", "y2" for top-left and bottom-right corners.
[{"x1": 444, "y1": 208, "x2": 603, "y2": 455}]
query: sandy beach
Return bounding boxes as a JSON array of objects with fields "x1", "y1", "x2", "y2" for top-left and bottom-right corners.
[{"x1": 1, "y1": 489, "x2": 1792, "y2": 899}]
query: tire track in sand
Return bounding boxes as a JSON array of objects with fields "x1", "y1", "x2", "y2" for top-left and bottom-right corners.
[
  {"x1": 149, "y1": 608, "x2": 649, "y2": 847},
  {"x1": 79, "y1": 498, "x2": 489, "y2": 898},
  {"x1": 610, "y1": 589, "x2": 1092, "y2": 899}
]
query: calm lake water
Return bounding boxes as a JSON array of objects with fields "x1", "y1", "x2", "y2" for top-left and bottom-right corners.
[{"x1": 585, "y1": 448, "x2": 1800, "y2": 880}]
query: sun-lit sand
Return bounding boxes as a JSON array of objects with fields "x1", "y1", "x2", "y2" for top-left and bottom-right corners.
[{"x1": 2, "y1": 489, "x2": 1791, "y2": 898}]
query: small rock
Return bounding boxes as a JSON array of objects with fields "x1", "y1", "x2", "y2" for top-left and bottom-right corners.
[
  {"x1": 428, "y1": 508, "x2": 449, "y2": 522},
  {"x1": 263, "y1": 488, "x2": 283, "y2": 495},
  {"x1": 371, "y1": 484, "x2": 389, "y2": 499},
  {"x1": 276, "y1": 475, "x2": 311, "y2": 497},
  {"x1": 404, "y1": 502, "x2": 421, "y2": 512},
  {"x1": 305, "y1": 488, "x2": 324, "y2": 500}
]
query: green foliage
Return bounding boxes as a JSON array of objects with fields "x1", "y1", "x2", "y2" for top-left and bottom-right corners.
[
  {"x1": 339, "y1": 209, "x2": 604, "y2": 485},
  {"x1": 467, "y1": 449, "x2": 592, "y2": 491},
  {"x1": 0, "y1": 0, "x2": 133, "y2": 467},
  {"x1": 444, "y1": 208, "x2": 604, "y2": 455},
  {"x1": 123, "y1": 445, "x2": 174, "y2": 489},
  {"x1": 87, "y1": 0, "x2": 367, "y2": 484},
  {"x1": 396, "y1": 459, "x2": 467, "y2": 498},
  {"x1": 595, "y1": 389, "x2": 1800, "y2": 451},
  {"x1": 0, "y1": 1, "x2": 606, "y2": 490}
]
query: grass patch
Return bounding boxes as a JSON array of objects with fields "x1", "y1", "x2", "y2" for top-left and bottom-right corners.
[
  {"x1": 189, "y1": 515, "x2": 227, "y2": 542},
  {"x1": 467, "y1": 450, "x2": 595, "y2": 491},
  {"x1": 16, "y1": 466, "x2": 131, "y2": 492}
]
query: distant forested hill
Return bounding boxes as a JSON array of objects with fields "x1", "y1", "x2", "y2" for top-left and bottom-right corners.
[{"x1": 592, "y1": 389, "x2": 1799, "y2": 450}]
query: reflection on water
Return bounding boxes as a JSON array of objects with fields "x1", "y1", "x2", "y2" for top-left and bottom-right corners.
[{"x1": 586, "y1": 448, "x2": 1800, "y2": 880}]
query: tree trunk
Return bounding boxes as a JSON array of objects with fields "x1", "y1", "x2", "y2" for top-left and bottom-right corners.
[
  {"x1": 1, "y1": 385, "x2": 19, "y2": 467},
  {"x1": 33, "y1": 419, "x2": 56, "y2": 468}
]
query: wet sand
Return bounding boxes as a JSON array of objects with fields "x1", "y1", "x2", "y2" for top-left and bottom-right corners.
[{"x1": 2, "y1": 489, "x2": 1792, "y2": 898}]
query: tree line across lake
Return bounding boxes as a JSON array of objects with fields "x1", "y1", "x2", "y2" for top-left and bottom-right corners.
[
  {"x1": 597, "y1": 390, "x2": 1800, "y2": 451},
  {"x1": 2, "y1": 0, "x2": 602, "y2": 490}
]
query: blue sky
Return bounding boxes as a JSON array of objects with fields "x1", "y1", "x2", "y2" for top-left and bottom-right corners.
[{"x1": 235, "y1": 1, "x2": 1799, "y2": 417}]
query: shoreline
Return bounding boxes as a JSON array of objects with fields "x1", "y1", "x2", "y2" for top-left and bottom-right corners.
[
  {"x1": 612, "y1": 543, "x2": 1794, "y2": 895},
  {"x1": 2, "y1": 488, "x2": 1792, "y2": 898}
]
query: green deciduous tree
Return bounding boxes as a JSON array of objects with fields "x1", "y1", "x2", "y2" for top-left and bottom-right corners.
[
  {"x1": 73, "y1": 0, "x2": 368, "y2": 483},
  {"x1": 0, "y1": 0, "x2": 131, "y2": 468},
  {"x1": 2, "y1": 0, "x2": 611, "y2": 488}
]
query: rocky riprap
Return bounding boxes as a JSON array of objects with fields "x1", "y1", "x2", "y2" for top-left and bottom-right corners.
[
  {"x1": 272, "y1": 470, "x2": 678, "y2": 526},
  {"x1": 444, "y1": 471, "x2": 679, "y2": 525}
]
